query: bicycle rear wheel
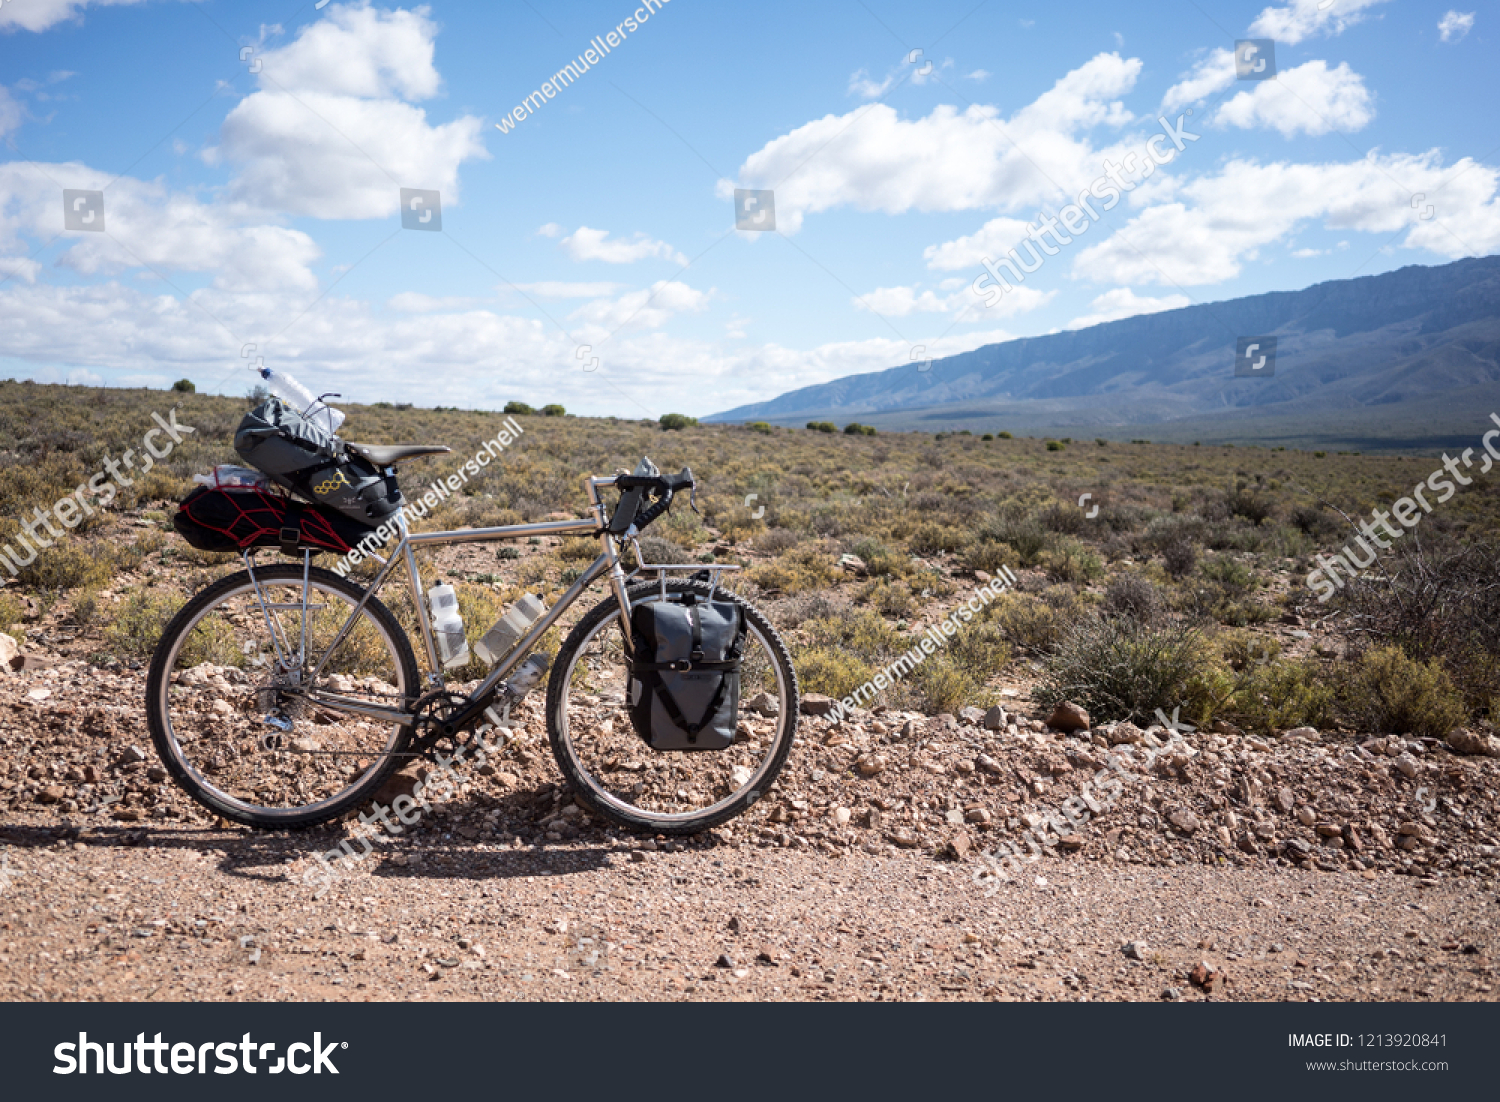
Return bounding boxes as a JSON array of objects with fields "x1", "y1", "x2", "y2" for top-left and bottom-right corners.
[
  {"x1": 145, "y1": 562, "x2": 420, "y2": 829},
  {"x1": 546, "y1": 579, "x2": 799, "y2": 835}
]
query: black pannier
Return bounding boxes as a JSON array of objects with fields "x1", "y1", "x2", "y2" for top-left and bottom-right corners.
[
  {"x1": 627, "y1": 592, "x2": 746, "y2": 751},
  {"x1": 172, "y1": 486, "x2": 384, "y2": 557},
  {"x1": 233, "y1": 397, "x2": 402, "y2": 526}
]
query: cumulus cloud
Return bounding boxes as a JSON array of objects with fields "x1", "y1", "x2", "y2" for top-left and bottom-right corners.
[
  {"x1": 1214, "y1": 60, "x2": 1374, "y2": 137},
  {"x1": 513, "y1": 281, "x2": 627, "y2": 299},
  {"x1": 1439, "y1": 11, "x2": 1474, "y2": 42},
  {"x1": 567, "y1": 281, "x2": 710, "y2": 335},
  {"x1": 1248, "y1": 0, "x2": 1389, "y2": 45},
  {"x1": 716, "y1": 52, "x2": 1144, "y2": 234},
  {"x1": 853, "y1": 280, "x2": 1054, "y2": 321},
  {"x1": 559, "y1": 226, "x2": 688, "y2": 265},
  {"x1": 1161, "y1": 48, "x2": 1235, "y2": 115},
  {"x1": 212, "y1": 3, "x2": 487, "y2": 219},
  {"x1": 1072, "y1": 150, "x2": 1500, "y2": 287},
  {"x1": 0, "y1": 0, "x2": 154, "y2": 34},
  {"x1": 1065, "y1": 287, "x2": 1190, "y2": 329}
]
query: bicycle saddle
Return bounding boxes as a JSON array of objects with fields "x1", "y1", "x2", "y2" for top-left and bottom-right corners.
[{"x1": 345, "y1": 442, "x2": 452, "y2": 466}]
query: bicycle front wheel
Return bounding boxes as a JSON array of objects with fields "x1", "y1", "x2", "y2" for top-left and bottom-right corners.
[
  {"x1": 546, "y1": 579, "x2": 799, "y2": 835},
  {"x1": 145, "y1": 562, "x2": 420, "y2": 829}
]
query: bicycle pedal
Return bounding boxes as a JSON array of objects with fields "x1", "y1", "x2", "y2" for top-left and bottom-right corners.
[{"x1": 262, "y1": 713, "x2": 293, "y2": 732}]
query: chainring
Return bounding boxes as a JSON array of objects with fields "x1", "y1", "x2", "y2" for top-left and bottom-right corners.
[{"x1": 408, "y1": 688, "x2": 511, "y2": 759}]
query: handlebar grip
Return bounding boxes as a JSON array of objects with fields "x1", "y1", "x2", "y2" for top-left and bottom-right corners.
[{"x1": 633, "y1": 491, "x2": 672, "y2": 531}]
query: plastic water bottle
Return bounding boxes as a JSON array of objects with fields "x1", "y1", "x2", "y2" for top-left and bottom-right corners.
[
  {"x1": 192, "y1": 465, "x2": 269, "y2": 490},
  {"x1": 504, "y1": 653, "x2": 550, "y2": 700},
  {"x1": 473, "y1": 593, "x2": 547, "y2": 666},
  {"x1": 427, "y1": 582, "x2": 469, "y2": 669},
  {"x1": 260, "y1": 367, "x2": 346, "y2": 435}
]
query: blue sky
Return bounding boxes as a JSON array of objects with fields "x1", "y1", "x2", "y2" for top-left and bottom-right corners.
[{"x1": 0, "y1": 0, "x2": 1494, "y2": 418}]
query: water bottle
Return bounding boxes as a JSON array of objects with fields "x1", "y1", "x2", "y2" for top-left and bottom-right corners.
[
  {"x1": 504, "y1": 653, "x2": 550, "y2": 700},
  {"x1": 473, "y1": 593, "x2": 547, "y2": 666},
  {"x1": 260, "y1": 367, "x2": 346, "y2": 435},
  {"x1": 192, "y1": 465, "x2": 269, "y2": 490},
  {"x1": 427, "y1": 582, "x2": 469, "y2": 669}
]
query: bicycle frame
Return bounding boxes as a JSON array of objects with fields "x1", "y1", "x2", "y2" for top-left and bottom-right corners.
[{"x1": 242, "y1": 473, "x2": 733, "y2": 733}]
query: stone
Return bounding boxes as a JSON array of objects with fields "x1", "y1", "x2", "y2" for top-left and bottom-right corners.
[
  {"x1": 1316, "y1": 823, "x2": 1343, "y2": 838},
  {"x1": 888, "y1": 828, "x2": 920, "y2": 848},
  {"x1": 715, "y1": 953, "x2": 735, "y2": 969},
  {"x1": 965, "y1": 808, "x2": 991, "y2": 824},
  {"x1": 1397, "y1": 821, "x2": 1435, "y2": 845},
  {"x1": 747, "y1": 692, "x2": 779, "y2": 717},
  {"x1": 1189, "y1": 961, "x2": 1223, "y2": 992},
  {"x1": 800, "y1": 694, "x2": 837, "y2": 717},
  {"x1": 1296, "y1": 806, "x2": 1317, "y2": 826},
  {"x1": 1058, "y1": 834, "x2": 1084, "y2": 852},
  {"x1": 120, "y1": 745, "x2": 148, "y2": 764},
  {"x1": 36, "y1": 785, "x2": 65, "y2": 804},
  {"x1": 975, "y1": 754, "x2": 1003, "y2": 775},
  {"x1": 0, "y1": 632, "x2": 19, "y2": 672},
  {"x1": 832, "y1": 807, "x2": 852, "y2": 826},
  {"x1": 1104, "y1": 722, "x2": 1144, "y2": 746},
  {"x1": 1393, "y1": 753, "x2": 1420, "y2": 779},
  {"x1": 1368, "y1": 823, "x2": 1390, "y2": 849},
  {"x1": 1047, "y1": 701, "x2": 1090, "y2": 733},
  {"x1": 946, "y1": 831, "x2": 972, "y2": 860},
  {"x1": 1283, "y1": 726, "x2": 1320, "y2": 740},
  {"x1": 958, "y1": 705, "x2": 985, "y2": 726},
  {"x1": 983, "y1": 705, "x2": 1009, "y2": 730},
  {"x1": 1273, "y1": 787, "x2": 1296, "y2": 813},
  {"x1": 1122, "y1": 941, "x2": 1148, "y2": 961},
  {"x1": 944, "y1": 809, "x2": 964, "y2": 826},
  {"x1": 836, "y1": 553, "x2": 868, "y2": 576},
  {"x1": 1168, "y1": 809, "x2": 1199, "y2": 833},
  {"x1": 855, "y1": 754, "x2": 887, "y2": 777},
  {"x1": 1447, "y1": 728, "x2": 1500, "y2": 758}
]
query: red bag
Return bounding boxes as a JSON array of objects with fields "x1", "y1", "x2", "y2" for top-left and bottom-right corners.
[{"x1": 172, "y1": 486, "x2": 383, "y2": 556}]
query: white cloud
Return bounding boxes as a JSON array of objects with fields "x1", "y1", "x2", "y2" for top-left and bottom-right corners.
[
  {"x1": 1439, "y1": 11, "x2": 1475, "y2": 42},
  {"x1": 386, "y1": 292, "x2": 488, "y2": 313},
  {"x1": 212, "y1": 4, "x2": 487, "y2": 220},
  {"x1": 855, "y1": 280, "x2": 1054, "y2": 320},
  {"x1": 1290, "y1": 247, "x2": 1323, "y2": 257},
  {"x1": 0, "y1": 162, "x2": 323, "y2": 292},
  {"x1": 966, "y1": 69, "x2": 991, "y2": 82},
  {"x1": 848, "y1": 68, "x2": 894, "y2": 99},
  {"x1": 1071, "y1": 150, "x2": 1500, "y2": 287},
  {"x1": 717, "y1": 52, "x2": 1144, "y2": 234},
  {"x1": 559, "y1": 226, "x2": 688, "y2": 265},
  {"x1": 536, "y1": 222, "x2": 564, "y2": 238},
  {"x1": 1161, "y1": 48, "x2": 1235, "y2": 115},
  {"x1": 567, "y1": 281, "x2": 710, "y2": 335},
  {"x1": 923, "y1": 216, "x2": 1043, "y2": 272},
  {"x1": 1214, "y1": 60, "x2": 1374, "y2": 137},
  {"x1": 1248, "y1": 0, "x2": 1389, "y2": 45},
  {"x1": 513, "y1": 281, "x2": 627, "y2": 299},
  {"x1": 0, "y1": 86, "x2": 23, "y2": 139},
  {"x1": 0, "y1": 0, "x2": 153, "y2": 33},
  {"x1": 1065, "y1": 287, "x2": 1190, "y2": 329}
]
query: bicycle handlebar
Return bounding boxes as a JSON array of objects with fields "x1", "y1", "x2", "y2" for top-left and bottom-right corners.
[{"x1": 605, "y1": 466, "x2": 695, "y2": 536}]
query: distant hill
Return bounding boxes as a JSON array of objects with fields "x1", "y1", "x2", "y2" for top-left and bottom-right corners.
[{"x1": 706, "y1": 255, "x2": 1500, "y2": 451}]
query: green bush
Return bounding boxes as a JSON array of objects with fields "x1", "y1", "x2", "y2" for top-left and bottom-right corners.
[
  {"x1": 1035, "y1": 616, "x2": 1207, "y2": 725},
  {"x1": 540, "y1": 404, "x2": 566, "y2": 417},
  {"x1": 504, "y1": 401, "x2": 534, "y2": 415},
  {"x1": 747, "y1": 421, "x2": 774, "y2": 435},
  {"x1": 794, "y1": 648, "x2": 874, "y2": 700},
  {"x1": 908, "y1": 522, "x2": 967, "y2": 556},
  {"x1": 659, "y1": 413, "x2": 697, "y2": 431},
  {"x1": 806, "y1": 421, "x2": 837, "y2": 433},
  {"x1": 1341, "y1": 646, "x2": 1467, "y2": 737},
  {"x1": 1045, "y1": 440, "x2": 1065, "y2": 451},
  {"x1": 171, "y1": 379, "x2": 195, "y2": 393},
  {"x1": 997, "y1": 431, "x2": 1013, "y2": 439},
  {"x1": 843, "y1": 423, "x2": 876, "y2": 436}
]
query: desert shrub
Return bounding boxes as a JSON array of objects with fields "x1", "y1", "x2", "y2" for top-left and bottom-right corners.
[
  {"x1": 753, "y1": 527, "x2": 801, "y2": 555},
  {"x1": 1035, "y1": 616, "x2": 1207, "y2": 725},
  {"x1": 746, "y1": 545, "x2": 837, "y2": 594},
  {"x1": 1340, "y1": 646, "x2": 1467, "y2": 737},
  {"x1": 985, "y1": 591, "x2": 1064, "y2": 654},
  {"x1": 803, "y1": 607, "x2": 903, "y2": 659},
  {"x1": 806, "y1": 422, "x2": 837, "y2": 433},
  {"x1": 908, "y1": 522, "x2": 967, "y2": 556},
  {"x1": 856, "y1": 578, "x2": 915, "y2": 618},
  {"x1": 1222, "y1": 659, "x2": 1336, "y2": 734},
  {"x1": 945, "y1": 620, "x2": 1011, "y2": 681},
  {"x1": 996, "y1": 431, "x2": 1013, "y2": 439},
  {"x1": 10, "y1": 542, "x2": 114, "y2": 592},
  {"x1": 1228, "y1": 488, "x2": 1274, "y2": 525},
  {"x1": 1160, "y1": 533, "x2": 1198, "y2": 579},
  {"x1": 105, "y1": 590, "x2": 185, "y2": 659},
  {"x1": 747, "y1": 421, "x2": 775, "y2": 435},
  {"x1": 843, "y1": 423, "x2": 876, "y2": 436},
  {"x1": 541, "y1": 404, "x2": 566, "y2": 417},
  {"x1": 556, "y1": 536, "x2": 599, "y2": 563},
  {"x1": 1045, "y1": 440, "x2": 1065, "y2": 452},
  {"x1": 504, "y1": 401, "x2": 534, "y2": 415},
  {"x1": 1039, "y1": 502, "x2": 1087, "y2": 535},
  {"x1": 794, "y1": 648, "x2": 875, "y2": 700},
  {"x1": 960, "y1": 538, "x2": 1020, "y2": 575},
  {"x1": 171, "y1": 379, "x2": 195, "y2": 393},
  {"x1": 659, "y1": 413, "x2": 697, "y2": 431},
  {"x1": 978, "y1": 515, "x2": 1050, "y2": 566},
  {"x1": 1103, "y1": 572, "x2": 1165, "y2": 623},
  {"x1": 627, "y1": 534, "x2": 690, "y2": 567},
  {"x1": 1041, "y1": 538, "x2": 1104, "y2": 584},
  {"x1": 911, "y1": 654, "x2": 988, "y2": 714},
  {"x1": 847, "y1": 536, "x2": 905, "y2": 577},
  {"x1": 1289, "y1": 501, "x2": 1341, "y2": 539},
  {"x1": 1222, "y1": 632, "x2": 1281, "y2": 671}
]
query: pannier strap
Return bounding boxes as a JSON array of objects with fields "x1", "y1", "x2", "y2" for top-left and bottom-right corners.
[
  {"x1": 633, "y1": 659, "x2": 739, "y2": 673},
  {"x1": 637, "y1": 667, "x2": 734, "y2": 744}
]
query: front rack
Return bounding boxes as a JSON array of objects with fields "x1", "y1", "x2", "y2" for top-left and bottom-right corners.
[{"x1": 623, "y1": 535, "x2": 742, "y2": 601}]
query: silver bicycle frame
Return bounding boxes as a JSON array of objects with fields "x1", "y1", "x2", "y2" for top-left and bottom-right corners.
[{"x1": 275, "y1": 474, "x2": 640, "y2": 727}]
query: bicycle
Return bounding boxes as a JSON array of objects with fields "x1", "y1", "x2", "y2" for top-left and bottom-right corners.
[{"x1": 146, "y1": 457, "x2": 800, "y2": 835}]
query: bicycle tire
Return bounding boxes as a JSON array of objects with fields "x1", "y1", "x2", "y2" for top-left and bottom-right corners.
[
  {"x1": 546, "y1": 578, "x2": 800, "y2": 835},
  {"x1": 145, "y1": 562, "x2": 420, "y2": 829}
]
